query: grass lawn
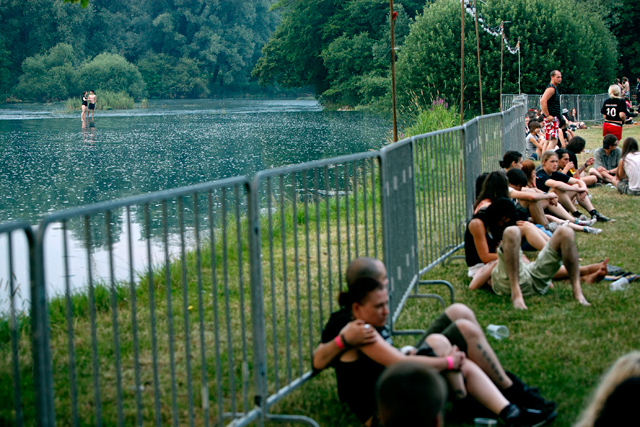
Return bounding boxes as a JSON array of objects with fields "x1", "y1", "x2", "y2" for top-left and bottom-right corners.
[{"x1": 270, "y1": 123, "x2": 640, "y2": 426}]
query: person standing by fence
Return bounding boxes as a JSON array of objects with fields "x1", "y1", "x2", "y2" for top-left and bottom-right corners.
[{"x1": 600, "y1": 85, "x2": 627, "y2": 140}]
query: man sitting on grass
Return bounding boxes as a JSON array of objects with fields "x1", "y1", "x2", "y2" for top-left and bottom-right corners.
[
  {"x1": 465, "y1": 198, "x2": 608, "y2": 309},
  {"x1": 589, "y1": 134, "x2": 621, "y2": 187}
]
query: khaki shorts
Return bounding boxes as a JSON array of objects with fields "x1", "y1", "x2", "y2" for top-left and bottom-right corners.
[{"x1": 491, "y1": 242, "x2": 562, "y2": 296}]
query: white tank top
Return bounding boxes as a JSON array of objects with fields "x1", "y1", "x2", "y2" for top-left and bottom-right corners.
[{"x1": 624, "y1": 151, "x2": 640, "y2": 191}]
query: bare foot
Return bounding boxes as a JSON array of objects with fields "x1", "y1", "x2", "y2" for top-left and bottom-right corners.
[
  {"x1": 575, "y1": 294, "x2": 591, "y2": 306},
  {"x1": 582, "y1": 265, "x2": 608, "y2": 284}
]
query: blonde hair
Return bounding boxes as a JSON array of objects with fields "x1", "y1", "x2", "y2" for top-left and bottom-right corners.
[
  {"x1": 575, "y1": 351, "x2": 640, "y2": 427},
  {"x1": 608, "y1": 84, "x2": 621, "y2": 98},
  {"x1": 541, "y1": 150, "x2": 558, "y2": 163}
]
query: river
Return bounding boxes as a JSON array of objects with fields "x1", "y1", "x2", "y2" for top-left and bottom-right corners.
[{"x1": 0, "y1": 98, "x2": 391, "y2": 311}]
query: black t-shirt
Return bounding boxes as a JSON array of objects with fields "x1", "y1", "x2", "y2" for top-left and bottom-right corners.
[
  {"x1": 601, "y1": 98, "x2": 628, "y2": 123},
  {"x1": 320, "y1": 309, "x2": 391, "y2": 423},
  {"x1": 464, "y1": 209, "x2": 499, "y2": 267},
  {"x1": 536, "y1": 169, "x2": 570, "y2": 193}
]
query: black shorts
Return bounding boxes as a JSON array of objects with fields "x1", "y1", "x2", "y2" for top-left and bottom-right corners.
[{"x1": 88, "y1": 103, "x2": 95, "y2": 110}]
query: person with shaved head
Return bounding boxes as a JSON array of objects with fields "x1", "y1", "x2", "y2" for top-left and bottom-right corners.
[{"x1": 312, "y1": 258, "x2": 557, "y2": 426}]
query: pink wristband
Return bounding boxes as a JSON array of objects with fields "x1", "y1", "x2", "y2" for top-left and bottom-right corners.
[
  {"x1": 334, "y1": 335, "x2": 345, "y2": 350},
  {"x1": 446, "y1": 356, "x2": 454, "y2": 370}
]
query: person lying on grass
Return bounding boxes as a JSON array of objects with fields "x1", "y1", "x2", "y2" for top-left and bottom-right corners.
[
  {"x1": 313, "y1": 257, "x2": 557, "y2": 427},
  {"x1": 465, "y1": 198, "x2": 608, "y2": 309}
]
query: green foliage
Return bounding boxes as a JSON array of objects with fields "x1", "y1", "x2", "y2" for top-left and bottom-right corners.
[
  {"x1": 0, "y1": 38, "x2": 10, "y2": 96},
  {"x1": 606, "y1": 0, "x2": 640, "y2": 77},
  {"x1": 137, "y1": 53, "x2": 208, "y2": 99},
  {"x1": 397, "y1": 0, "x2": 618, "y2": 114},
  {"x1": 14, "y1": 43, "x2": 78, "y2": 101},
  {"x1": 0, "y1": 0, "x2": 279, "y2": 100},
  {"x1": 404, "y1": 97, "x2": 459, "y2": 137},
  {"x1": 65, "y1": 91, "x2": 134, "y2": 110},
  {"x1": 77, "y1": 53, "x2": 146, "y2": 99},
  {"x1": 253, "y1": 0, "x2": 415, "y2": 107}
]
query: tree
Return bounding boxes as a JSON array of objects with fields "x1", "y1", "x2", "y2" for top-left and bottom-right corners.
[
  {"x1": 137, "y1": 53, "x2": 208, "y2": 98},
  {"x1": 396, "y1": 0, "x2": 618, "y2": 114},
  {"x1": 78, "y1": 53, "x2": 146, "y2": 99},
  {"x1": 253, "y1": 0, "x2": 414, "y2": 106},
  {"x1": 14, "y1": 43, "x2": 78, "y2": 101}
]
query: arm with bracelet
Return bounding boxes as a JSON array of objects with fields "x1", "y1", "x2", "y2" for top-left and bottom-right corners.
[{"x1": 312, "y1": 319, "x2": 376, "y2": 371}]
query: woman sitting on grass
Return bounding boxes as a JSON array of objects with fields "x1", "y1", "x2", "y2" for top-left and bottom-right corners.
[
  {"x1": 616, "y1": 137, "x2": 640, "y2": 196},
  {"x1": 313, "y1": 274, "x2": 555, "y2": 427},
  {"x1": 576, "y1": 351, "x2": 640, "y2": 427}
]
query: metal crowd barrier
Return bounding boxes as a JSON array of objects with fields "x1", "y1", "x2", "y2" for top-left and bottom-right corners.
[
  {"x1": 0, "y1": 98, "x2": 528, "y2": 426},
  {"x1": 502, "y1": 93, "x2": 607, "y2": 122},
  {"x1": 252, "y1": 152, "x2": 382, "y2": 425}
]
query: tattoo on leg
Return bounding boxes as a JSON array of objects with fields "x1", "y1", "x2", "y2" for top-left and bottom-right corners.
[{"x1": 476, "y1": 342, "x2": 505, "y2": 383}]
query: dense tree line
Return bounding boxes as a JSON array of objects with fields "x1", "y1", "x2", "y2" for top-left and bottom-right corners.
[
  {"x1": 0, "y1": 0, "x2": 281, "y2": 101},
  {"x1": 253, "y1": 0, "x2": 631, "y2": 113}
]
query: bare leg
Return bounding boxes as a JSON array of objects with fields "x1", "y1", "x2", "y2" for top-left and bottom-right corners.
[
  {"x1": 547, "y1": 203, "x2": 577, "y2": 221},
  {"x1": 426, "y1": 334, "x2": 467, "y2": 399},
  {"x1": 580, "y1": 174, "x2": 598, "y2": 186},
  {"x1": 546, "y1": 227, "x2": 590, "y2": 305},
  {"x1": 518, "y1": 200, "x2": 548, "y2": 226},
  {"x1": 460, "y1": 359, "x2": 511, "y2": 414},
  {"x1": 502, "y1": 226, "x2": 527, "y2": 309},
  {"x1": 518, "y1": 221, "x2": 549, "y2": 250},
  {"x1": 554, "y1": 258, "x2": 608, "y2": 283},
  {"x1": 444, "y1": 304, "x2": 513, "y2": 389},
  {"x1": 564, "y1": 189, "x2": 596, "y2": 212},
  {"x1": 553, "y1": 188, "x2": 581, "y2": 214}
]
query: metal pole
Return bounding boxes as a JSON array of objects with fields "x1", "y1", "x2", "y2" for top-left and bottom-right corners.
[
  {"x1": 518, "y1": 39, "x2": 521, "y2": 94},
  {"x1": 390, "y1": 0, "x2": 398, "y2": 142},
  {"x1": 460, "y1": 0, "x2": 465, "y2": 126},
  {"x1": 473, "y1": 0, "x2": 483, "y2": 116},
  {"x1": 500, "y1": 22, "x2": 504, "y2": 111}
]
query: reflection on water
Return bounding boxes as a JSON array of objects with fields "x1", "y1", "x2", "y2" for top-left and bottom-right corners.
[
  {"x1": 0, "y1": 99, "x2": 391, "y2": 312},
  {"x1": 0, "y1": 99, "x2": 389, "y2": 223}
]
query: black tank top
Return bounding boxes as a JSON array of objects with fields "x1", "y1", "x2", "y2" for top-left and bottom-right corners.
[
  {"x1": 82, "y1": 97, "x2": 88, "y2": 106},
  {"x1": 465, "y1": 209, "x2": 499, "y2": 266},
  {"x1": 547, "y1": 84, "x2": 561, "y2": 117}
]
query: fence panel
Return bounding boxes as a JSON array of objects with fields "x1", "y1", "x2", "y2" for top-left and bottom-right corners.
[
  {"x1": 412, "y1": 129, "x2": 467, "y2": 277},
  {"x1": 502, "y1": 93, "x2": 607, "y2": 122},
  {"x1": 0, "y1": 222, "x2": 37, "y2": 426},
  {"x1": 254, "y1": 153, "x2": 382, "y2": 422},
  {"x1": 31, "y1": 178, "x2": 260, "y2": 427},
  {"x1": 380, "y1": 140, "x2": 418, "y2": 326}
]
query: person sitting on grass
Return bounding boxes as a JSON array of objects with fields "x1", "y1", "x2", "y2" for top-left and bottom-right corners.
[
  {"x1": 376, "y1": 361, "x2": 447, "y2": 427},
  {"x1": 313, "y1": 257, "x2": 557, "y2": 427},
  {"x1": 474, "y1": 171, "x2": 553, "y2": 248},
  {"x1": 520, "y1": 160, "x2": 597, "y2": 228},
  {"x1": 500, "y1": 151, "x2": 524, "y2": 171},
  {"x1": 556, "y1": 148, "x2": 599, "y2": 187},
  {"x1": 465, "y1": 198, "x2": 608, "y2": 309},
  {"x1": 589, "y1": 134, "x2": 621, "y2": 187},
  {"x1": 616, "y1": 137, "x2": 640, "y2": 196},
  {"x1": 536, "y1": 151, "x2": 611, "y2": 222},
  {"x1": 506, "y1": 169, "x2": 601, "y2": 235},
  {"x1": 575, "y1": 351, "x2": 640, "y2": 427},
  {"x1": 524, "y1": 121, "x2": 549, "y2": 160},
  {"x1": 565, "y1": 137, "x2": 598, "y2": 186}
]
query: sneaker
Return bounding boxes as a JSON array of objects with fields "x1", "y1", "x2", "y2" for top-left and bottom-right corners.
[
  {"x1": 592, "y1": 212, "x2": 611, "y2": 222},
  {"x1": 605, "y1": 183, "x2": 616, "y2": 189},
  {"x1": 502, "y1": 404, "x2": 557, "y2": 427},
  {"x1": 575, "y1": 217, "x2": 597, "y2": 227},
  {"x1": 545, "y1": 222, "x2": 558, "y2": 232},
  {"x1": 504, "y1": 371, "x2": 557, "y2": 413},
  {"x1": 584, "y1": 226, "x2": 602, "y2": 235},
  {"x1": 573, "y1": 213, "x2": 589, "y2": 221}
]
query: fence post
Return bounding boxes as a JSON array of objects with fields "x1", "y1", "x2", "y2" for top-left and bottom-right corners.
[
  {"x1": 248, "y1": 179, "x2": 267, "y2": 426},
  {"x1": 463, "y1": 120, "x2": 480, "y2": 219},
  {"x1": 33, "y1": 227, "x2": 56, "y2": 427}
]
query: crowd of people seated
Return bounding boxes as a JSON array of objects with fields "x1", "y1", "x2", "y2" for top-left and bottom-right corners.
[{"x1": 309, "y1": 81, "x2": 637, "y2": 427}]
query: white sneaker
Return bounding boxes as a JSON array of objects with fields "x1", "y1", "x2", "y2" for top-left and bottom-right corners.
[
  {"x1": 575, "y1": 218, "x2": 597, "y2": 227},
  {"x1": 545, "y1": 222, "x2": 558, "y2": 232},
  {"x1": 584, "y1": 226, "x2": 602, "y2": 235}
]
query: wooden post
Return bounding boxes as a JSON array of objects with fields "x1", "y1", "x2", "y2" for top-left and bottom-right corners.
[
  {"x1": 460, "y1": 0, "x2": 465, "y2": 126},
  {"x1": 390, "y1": 0, "x2": 398, "y2": 142},
  {"x1": 474, "y1": 0, "x2": 483, "y2": 116}
]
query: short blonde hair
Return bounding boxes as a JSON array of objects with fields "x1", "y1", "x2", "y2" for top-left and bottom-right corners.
[
  {"x1": 608, "y1": 84, "x2": 621, "y2": 98},
  {"x1": 575, "y1": 351, "x2": 640, "y2": 427}
]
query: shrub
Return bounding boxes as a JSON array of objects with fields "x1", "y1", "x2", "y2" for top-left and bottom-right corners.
[
  {"x1": 65, "y1": 90, "x2": 134, "y2": 110},
  {"x1": 404, "y1": 96, "x2": 460, "y2": 137},
  {"x1": 14, "y1": 43, "x2": 78, "y2": 101},
  {"x1": 77, "y1": 53, "x2": 146, "y2": 99}
]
